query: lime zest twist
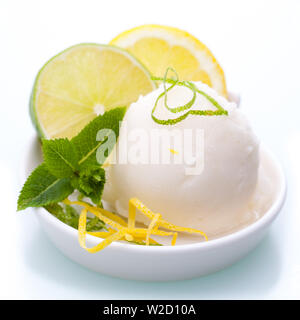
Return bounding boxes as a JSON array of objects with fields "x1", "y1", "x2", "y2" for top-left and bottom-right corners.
[{"x1": 151, "y1": 67, "x2": 228, "y2": 125}]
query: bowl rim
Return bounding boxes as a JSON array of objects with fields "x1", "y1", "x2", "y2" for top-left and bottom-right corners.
[{"x1": 23, "y1": 135, "x2": 287, "y2": 254}]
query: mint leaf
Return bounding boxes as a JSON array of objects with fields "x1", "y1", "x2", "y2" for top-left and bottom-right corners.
[
  {"x1": 42, "y1": 138, "x2": 79, "y2": 178},
  {"x1": 71, "y1": 166, "x2": 105, "y2": 205},
  {"x1": 17, "y1": 164, "x2": 73, "y2": 210},
  {"x1": 44, "y1": 202, "x2": 106, "y2": 231},
  {"x1": 86, "y1": 216, "x2": 106, "y2": 232},
  {"x1": 71, "y1": 107, "x2": 126, "y2": 169},
  {"x1": 44, "y1": 203, "x2": 79, "y2": 229}
]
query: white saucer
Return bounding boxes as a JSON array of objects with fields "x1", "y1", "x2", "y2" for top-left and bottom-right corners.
[{"x1": 20, "y1": 136, "x2": 286, "y2": 281}]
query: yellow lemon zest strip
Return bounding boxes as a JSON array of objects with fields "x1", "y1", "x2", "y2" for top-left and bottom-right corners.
[
  {"x1": 171, "y1": 232, "x2": 178, "y2": 246},
  {"x1": 68, "y1": 198, "x2": 173, "y2": 236},
  {"x1": 129, "y1": 198, "x2": 154, "y2": 220},
  {"x1": 129, "y1": 198, "x2": 208, "y2": 241},
  {"x1": 158, "y1": 219, "x2": 208, "y2": 241},
  {"x1": 78, "y1": 208, "x2": 88, "y2": 248},
  {"x1": 146, "y1": 213, "x2": 161, "y2": 245},
  {"x1": 65, "y1": 196, "x2": 207, "y2": 253},
  {"x1": 169, "y1": 148, "x2": 179, "y2": 155},
  {"x1": 124, "y1": 233, "x2": 134, "y2": 241},
  {"x1": 87, "y1": 231, "x2": 124, "y2": 253},
  {"x1": 65, "y1": 200, "x2": 170, "y2": 244},
  {"x1": 78, "y1": 208, "x2": 124, "y2": 253},
  {"x1": 128, "y1": 200, "x2": 136, "y2": 229}
]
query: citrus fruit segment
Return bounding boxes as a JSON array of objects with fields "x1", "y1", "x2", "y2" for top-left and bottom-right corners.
[
  {"x1": 30, "y1": 44, "x2": 156, "y2": 139},
  {"x1": 110, "y1": 25, "x2": 227, "y2": 97}
]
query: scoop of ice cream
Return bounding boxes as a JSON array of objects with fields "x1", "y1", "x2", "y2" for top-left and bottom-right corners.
[{"x1": 103, "y1": 82, "x2": 259, "y2": 237}]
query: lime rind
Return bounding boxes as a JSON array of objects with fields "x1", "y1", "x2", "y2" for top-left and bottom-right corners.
[{"x1": 30, "y1": 43, "x2": 157, "y2": 139}]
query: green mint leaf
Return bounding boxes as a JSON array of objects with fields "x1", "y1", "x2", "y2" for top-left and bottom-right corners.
[
  {"x1": 42, "y1": 138, "x2": 79, "y2": 178},
  {"x1": 71, "y1": 107, "x2": 126, "y2": 169},
  {"x1": 44, "y1": 203, "x2": 79, "y2": 229},
  {"x1": 17, "y1": 163, "x2": 73, "y2": 210},
  {"x1": 71, "y1": 166, "x2": 106, "y2": 205},
  {"x1": 44, "y1": 202, "x2": 106, "y2": 231}
]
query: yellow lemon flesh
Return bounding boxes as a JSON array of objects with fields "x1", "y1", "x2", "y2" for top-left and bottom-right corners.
[{"x1": 110, "y1": 25, "x2": 227, "y2": 97}]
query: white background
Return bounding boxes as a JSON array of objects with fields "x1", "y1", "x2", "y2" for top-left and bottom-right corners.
[{"x1": 0, "y1": 0, "x2": 300, "y2": 299}]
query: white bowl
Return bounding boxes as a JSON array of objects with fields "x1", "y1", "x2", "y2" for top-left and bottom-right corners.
[{"x1": 21, "y1": 136, "x2": 286, "y2": 281}]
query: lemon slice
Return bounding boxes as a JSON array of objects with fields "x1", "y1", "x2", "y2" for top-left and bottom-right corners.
[
  {"x1": 110, "y1": 25, "x2": 227, "y2": 97},
  {"x1": 30, "y1": 44, "x2": 156, "y2": 139}
]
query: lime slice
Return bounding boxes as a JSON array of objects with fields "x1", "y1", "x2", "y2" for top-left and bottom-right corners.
[
  {"x1": 30, "y1": 43, "x2": 156, "y2": 139},
  {"x1": 110, "y1": 25, "x2": 227, "y2": 97}
]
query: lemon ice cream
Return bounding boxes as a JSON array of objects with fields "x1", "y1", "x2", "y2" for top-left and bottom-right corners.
[{"x1": 103, "y1": 82, "x2": 259, "y2": 237}]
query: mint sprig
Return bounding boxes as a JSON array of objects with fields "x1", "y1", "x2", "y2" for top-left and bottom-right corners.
[
  {"x1": 17, "y1": 163, "x2": 73, "y2": 210},
  {"x1": 18, "y1": 107, "x2": 126, "y2": 211}
]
